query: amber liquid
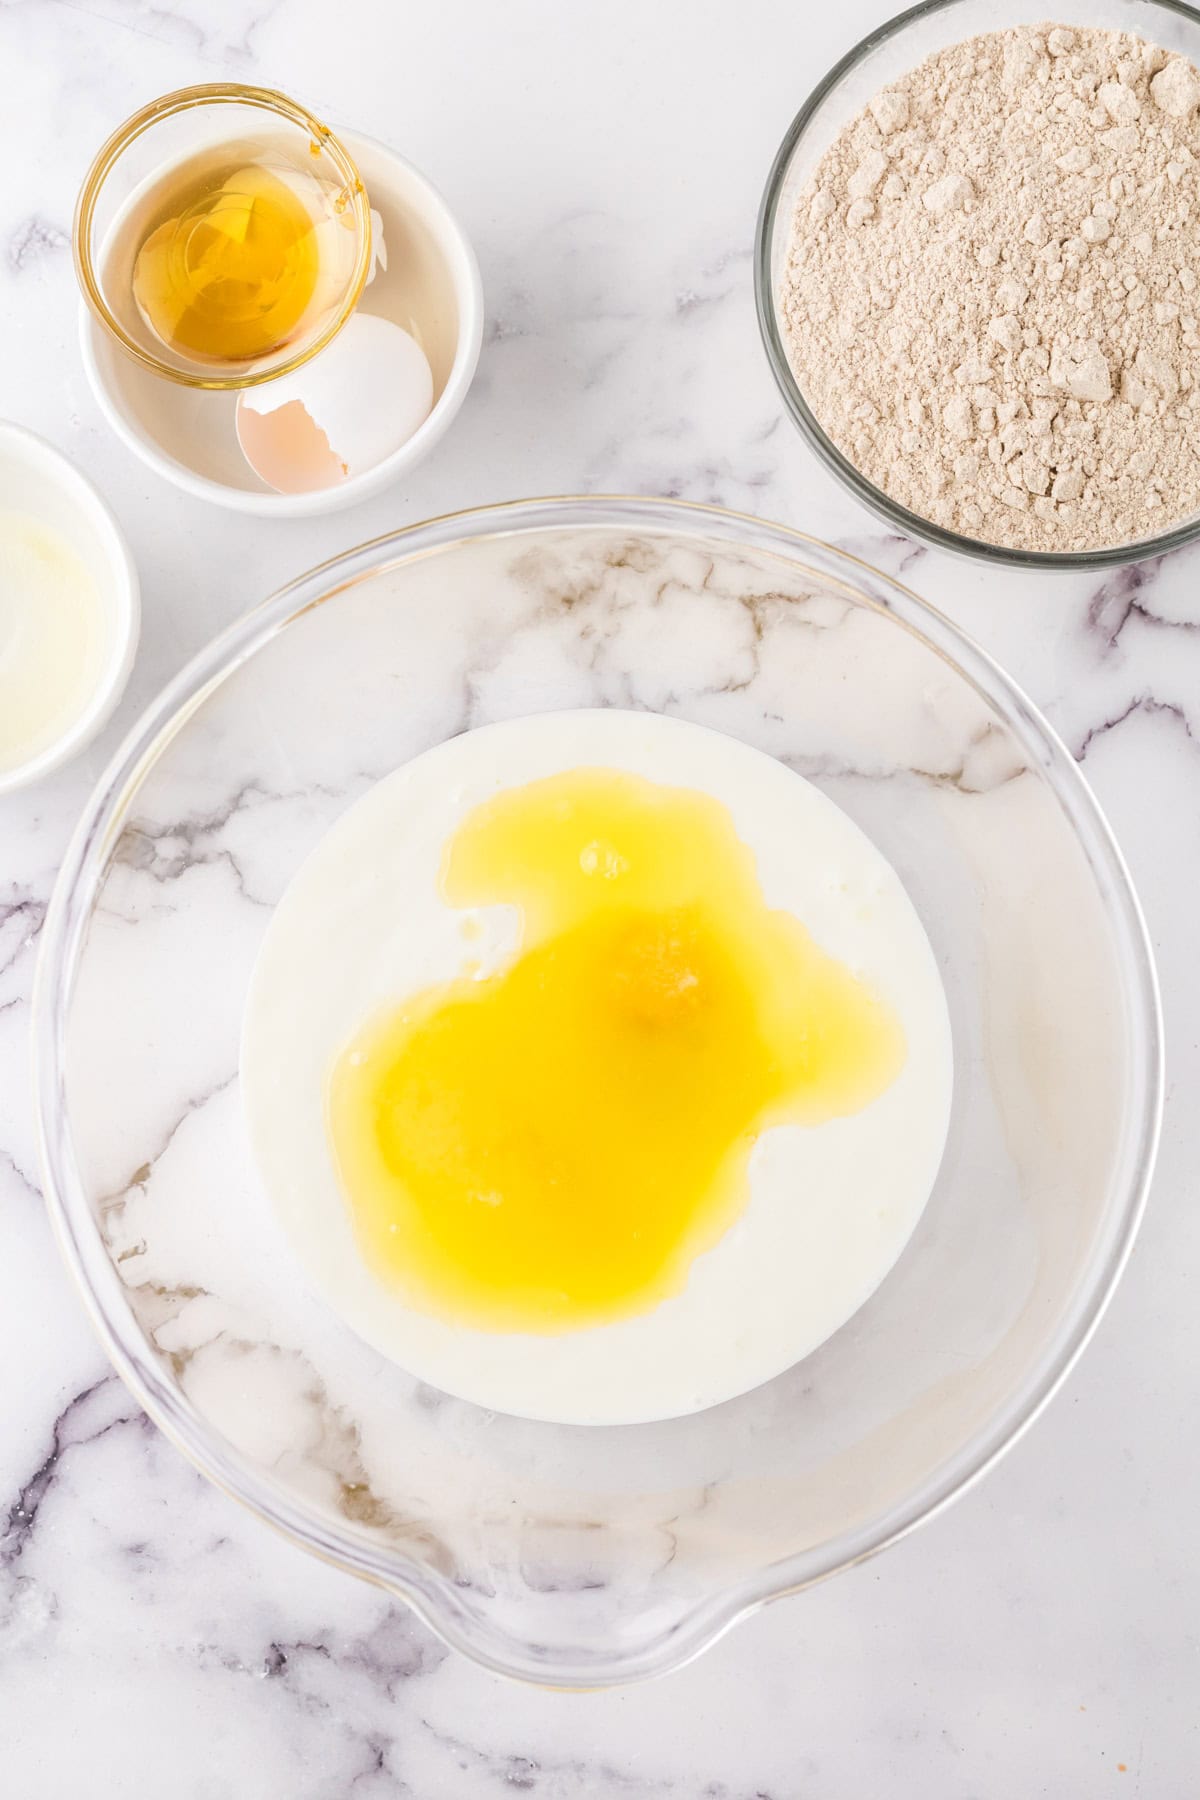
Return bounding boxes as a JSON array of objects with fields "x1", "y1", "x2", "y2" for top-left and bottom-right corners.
[{"x1": 108, "y1": 140, "x2": 358, "y2": 370}]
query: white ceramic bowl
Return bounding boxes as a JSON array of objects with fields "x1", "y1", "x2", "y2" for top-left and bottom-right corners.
[
  {"x1": 0, "y1": 422, "x2": 139, "y2": 795},
  {"x1": 79, "y1": 133, "x2": 484, "y2": 517}
]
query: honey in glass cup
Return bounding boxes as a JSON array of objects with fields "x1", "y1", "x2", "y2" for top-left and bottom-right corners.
[
  {"x1": 129, "y1": 151, "x2": 328, "y2": 364},
  {"x1": 74, "y1": 86, "x2": 372, "y2": 390}
]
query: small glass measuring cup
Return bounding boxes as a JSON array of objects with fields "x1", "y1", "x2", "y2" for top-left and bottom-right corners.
[{"x1": 74, "y1": 83, "x2": 373, "y2": 390}]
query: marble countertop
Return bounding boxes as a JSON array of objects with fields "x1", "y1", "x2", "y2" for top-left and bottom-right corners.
[{"x1": 1, "y1": 0, "x2": 1195, "y2": 1792}]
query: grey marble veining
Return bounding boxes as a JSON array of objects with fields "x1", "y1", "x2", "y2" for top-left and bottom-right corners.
[{"x1": 1, "y1": 0, "x2": 1197, "y2": 1793}]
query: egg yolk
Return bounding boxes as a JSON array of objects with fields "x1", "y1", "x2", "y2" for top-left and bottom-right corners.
[
  {"x1": 326, "y1": 768, "x2": 905, "y2": 1334},
  {"x1": 132, "y1": 163, "x2": 320, "y2": 363}
]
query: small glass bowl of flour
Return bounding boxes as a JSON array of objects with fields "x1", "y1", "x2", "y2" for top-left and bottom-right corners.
[{"x1": 755, "y1": 0, "x2": 1200, "y2": 566}]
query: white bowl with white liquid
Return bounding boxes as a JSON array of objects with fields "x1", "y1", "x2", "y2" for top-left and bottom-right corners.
[{"x1": 0, "y1": 423, "x2": 139, "y2": 795}]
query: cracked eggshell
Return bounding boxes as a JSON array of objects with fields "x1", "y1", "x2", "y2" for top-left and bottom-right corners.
[{"x1": 235, "y1": 312, "x2": 434, "y2": 494}]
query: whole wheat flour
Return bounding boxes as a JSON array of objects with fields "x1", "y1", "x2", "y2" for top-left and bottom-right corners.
[{"x1": 780, "y1": 24, "x2": 1200, "y2": 553}]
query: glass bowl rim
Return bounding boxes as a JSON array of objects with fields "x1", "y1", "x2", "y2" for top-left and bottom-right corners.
[
  {"x1": 753, "y1": 0, "x2": 1200, "y2": 570},
  {"x1": 32, "y1": 495, "x2": 1164, "y2": 1686},
  {"x1": 73, "y1": 81, "x2": 374, "y2": 392}
]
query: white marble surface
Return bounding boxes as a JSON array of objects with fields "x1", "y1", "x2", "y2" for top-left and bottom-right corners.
[{"x1": 0, "y1": 0, "x2": 1195, "y2": 1792}]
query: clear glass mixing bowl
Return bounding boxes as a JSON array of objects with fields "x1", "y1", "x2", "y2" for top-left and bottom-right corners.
[
  {"x1": 755, "y1": 0, "x2": 1200, "y2": 569},
  {"x1": 34, "y1": 498, "x2": 1161, "y2": 1686},
  {"x1": 74, "y1": 84, "x2": 372, "y2": 390}
]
